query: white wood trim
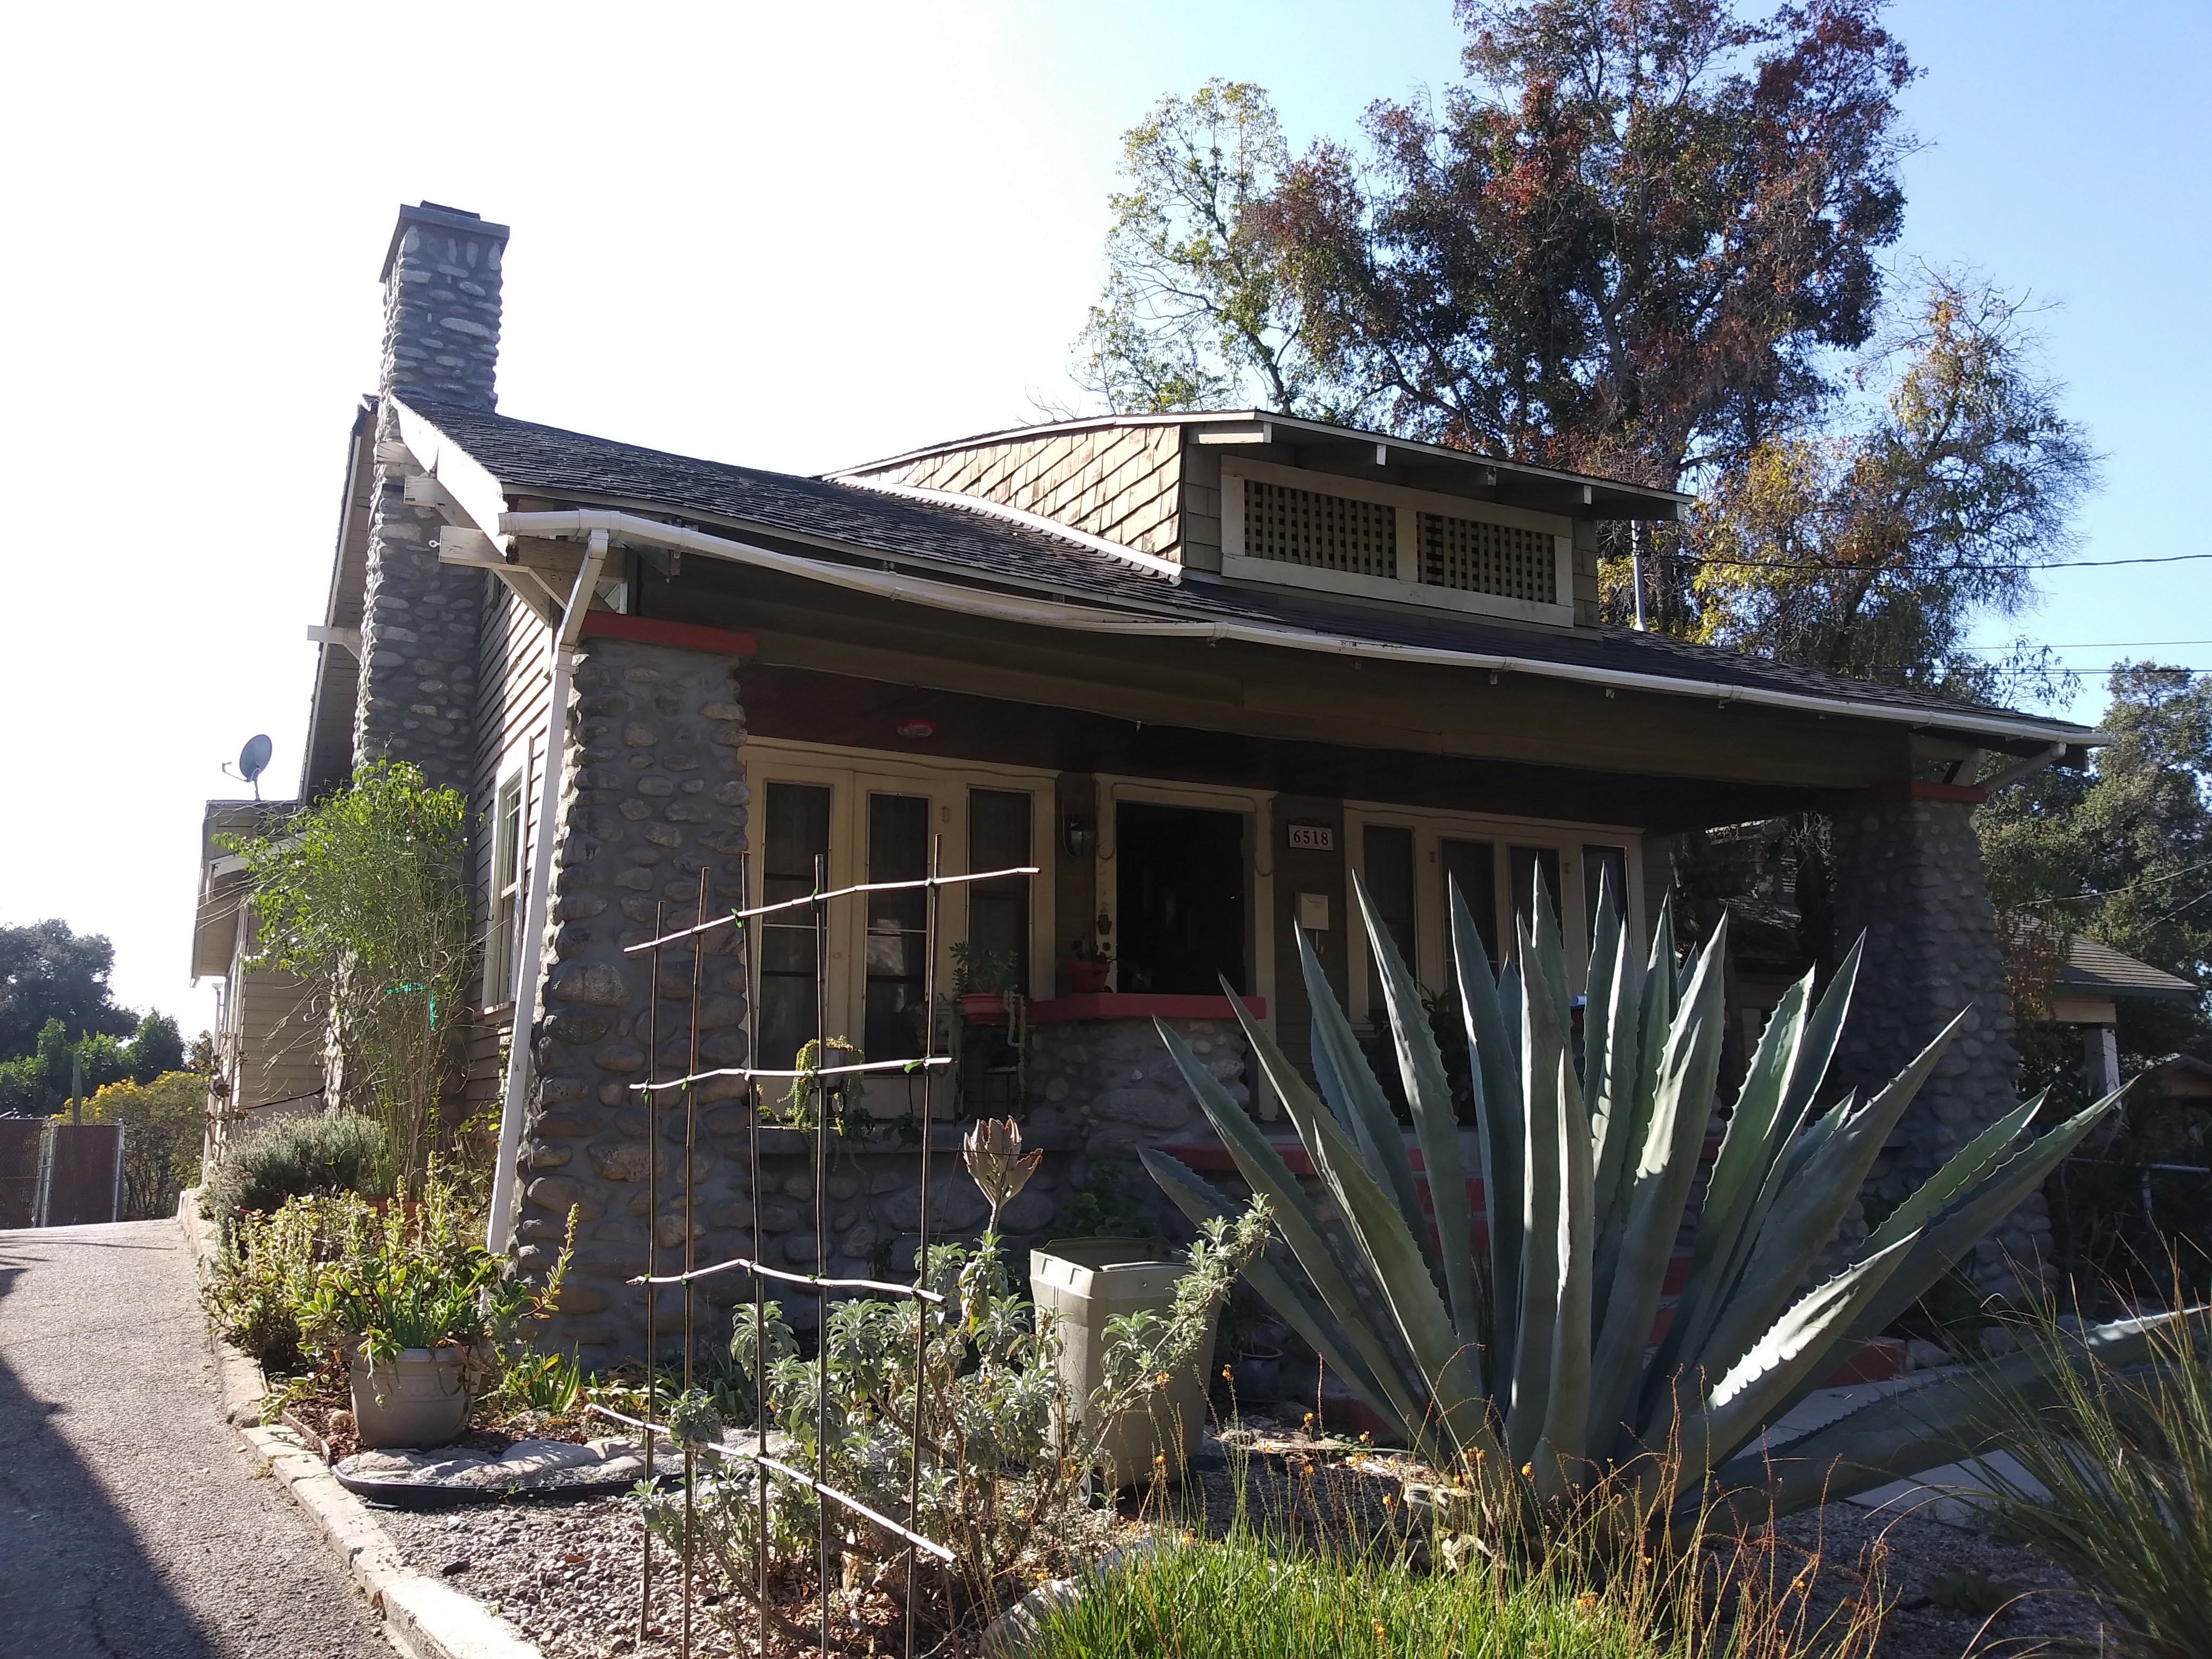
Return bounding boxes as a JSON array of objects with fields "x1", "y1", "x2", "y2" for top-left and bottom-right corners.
[{"x1": 1222, "y1": 458, "x2": 1577, "y2": 627}]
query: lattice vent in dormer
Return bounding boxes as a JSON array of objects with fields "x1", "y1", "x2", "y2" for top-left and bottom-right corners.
[
  {"x1": 1418, "y1": 512, "x2": 1558, "y2": 604},
  {"x1": 1244, "y1": 479, "x2": 1397, "y2": 579}
]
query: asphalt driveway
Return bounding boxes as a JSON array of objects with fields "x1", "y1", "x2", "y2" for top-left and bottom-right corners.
[{"x1": 0, "y1": 1219, "x2": 389, "y2": 1658}]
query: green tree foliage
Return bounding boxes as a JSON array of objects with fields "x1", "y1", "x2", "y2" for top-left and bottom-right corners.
[
  {"x1": 1980, "y1": 666, "x2": 2212, "y2": 1069},
  {"x1": 1262, "y1": 0, "x2": 1913, "y2": 473},
  {"x1": 127, "y1": 1010, "x2": 186, "y2": 1083},
  {"x1": 1080, "y1": 6, "x2": 2096, "y2": 698},
  {"x1": 227, "y1": 760, "x2": 473, "y2": 1191},
  {"x1": 0, "y1": 1016, "x2": 131, "y2": 1116},
  {"x1": 82, "y1": 1072, "x2": 205, "y2": 1219},
  {"x1": 1686, "y1": 274, "x2": 2098, "y2": 701},
  {"x1": 1075, "y1": 79, "x2": 1320, "y2": 417},
  {"x1": 0, "y1": 918, "x2": 135, "y2": 1059}
]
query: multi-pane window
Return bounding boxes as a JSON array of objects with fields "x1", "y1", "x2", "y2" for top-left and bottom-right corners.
[
  {"x1": 864, "y1": 793, "x2": 931, "y2": 1062},
  {"x1": 759, "y1": 781, "x2": 831, "y2": 1072},
  {"x1": 484, "y1": 774, "x2": 524, "y2": 1008},
  {"x1": 966, "y1": 789, "x2": 1033, "y2": 991},
  {"x1": 1361, "y1": 824, "x2": 1417, "y2": 1005}
]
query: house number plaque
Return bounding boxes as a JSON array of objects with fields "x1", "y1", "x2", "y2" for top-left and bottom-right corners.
[{"x1": 1285, "y1": 822, "x2": 1335, "y2": 851}]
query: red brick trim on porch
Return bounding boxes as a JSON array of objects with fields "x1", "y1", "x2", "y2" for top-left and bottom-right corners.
[{"x1": 580, "y1": 611, "x2": 756, "y2": 657}]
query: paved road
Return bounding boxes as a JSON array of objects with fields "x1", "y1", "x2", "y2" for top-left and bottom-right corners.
[{"x1": 0, "y1": 1219, "x2": 389, "y2": 1659}]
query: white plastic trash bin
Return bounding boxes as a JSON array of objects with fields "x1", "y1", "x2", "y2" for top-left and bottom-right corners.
[{"x1": 1030, "y1": 1236, "x2": 1217, "y2": 1488}]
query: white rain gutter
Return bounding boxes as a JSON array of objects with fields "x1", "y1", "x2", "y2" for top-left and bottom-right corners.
[
  {"x1": 486, "y1": 529, "x2": 609, "y2": 1255},
  {"x1": 498, "y1": 508, "x2": 2102, "y2": 749}
]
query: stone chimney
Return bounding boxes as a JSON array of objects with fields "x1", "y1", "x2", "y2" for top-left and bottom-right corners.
[
  {"x1": 351, "y1": 203, "x2": 509, "y2": 788},
  {"x1": 378, "y1": 201, "x2": 508, "y2": 408}
]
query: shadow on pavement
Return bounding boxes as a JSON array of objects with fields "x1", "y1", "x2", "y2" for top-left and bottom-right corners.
[{"x1": 0, "y1": 1231, "x2": 228, "y2": 1658}]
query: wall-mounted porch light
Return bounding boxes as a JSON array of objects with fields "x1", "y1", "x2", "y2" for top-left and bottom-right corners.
[{"x1": 1063, "y1": 815, "x2": 1096, "y2": 859}]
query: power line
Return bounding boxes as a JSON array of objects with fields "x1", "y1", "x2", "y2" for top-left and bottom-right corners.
[{"x1": 1669, "y1": 551, "x2": 2212, "y2": 573}]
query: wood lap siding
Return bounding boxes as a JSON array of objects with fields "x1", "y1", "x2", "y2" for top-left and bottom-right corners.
[
  {"x1": 234, "y1": 967, "x2": 324, "y2": 1110},
  {"x1": 464, "y1": 576, "x2": 554, "y2": 1116},
  {"x1": 878, "y1": 427, "x2": 1184, "y2": 560}
]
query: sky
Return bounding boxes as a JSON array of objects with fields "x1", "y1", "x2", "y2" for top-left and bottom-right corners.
[{"x1": 1, "y1": 1, "x2": 2205, "y2": 1034}]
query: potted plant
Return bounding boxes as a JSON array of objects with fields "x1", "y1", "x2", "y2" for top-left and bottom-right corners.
[
  {"x1": 951, "y1": 942, "x2": 1020, "y2": 1023},
  {"x1": 304, "y1": 1169, "x2": 571, "y2": 1448},
  {"x1": 1068, "y1": 935, "x2": 1113, "y2": 994},
  {"x1": 1217, "y1": 1278, "x2": 1283, "y2": 1401}
]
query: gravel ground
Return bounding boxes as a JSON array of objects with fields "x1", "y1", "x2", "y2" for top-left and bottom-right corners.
[{"x1": 0, "y1": 1220, "x2": 390, "y2": 1659}]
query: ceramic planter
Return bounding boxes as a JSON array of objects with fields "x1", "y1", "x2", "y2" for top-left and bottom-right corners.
[
  {"x1": 348, "y1": 1343, "x2": 470, "y2": 1449},
  {"x1": 1068, "y1": 960, "x2": 1111, "y2": 994},
  {"x1": 1230, "y1": 1346, "x2": 1283, "y2": 1400}
]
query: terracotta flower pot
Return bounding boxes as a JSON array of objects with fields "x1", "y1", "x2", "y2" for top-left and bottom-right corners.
[
  {"x1": 1069, "y1": 960, "x2": 1111, "y2": 994},
  {"x1": 348, "y1": 1344, "x2": 470, "y2": 1449},
  {"x1": 959, "y1": 991, "x2": 1010, "y2": 1024}
]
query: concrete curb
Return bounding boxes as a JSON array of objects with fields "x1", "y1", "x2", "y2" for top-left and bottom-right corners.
[{"x1": 179, "y1": 1188, "x2": 546, "y2": 1659}]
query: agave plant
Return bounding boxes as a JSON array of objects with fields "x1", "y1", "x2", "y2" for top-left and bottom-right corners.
[{"x1": 1142, "y1": 869, "x2": 2164, "y2": 1534}]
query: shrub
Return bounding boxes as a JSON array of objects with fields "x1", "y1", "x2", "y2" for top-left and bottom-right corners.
[
  {"x1": 200, "y1": 1189, "x2": 376, "y2": 1373},
  {"x1": 82, "y1": 1071, "x2": 205, "y2": 1218},
  {"x1": 636, "y1": 1197, "x2": 1270, "y2": 1636},
  {"x1": 301, "y1": 1169, "x2": 569, "y2": 1363},
  {"x1": 204, "y1": 1112, "x2": 387, "y2": 1235},
  {"x1": 225, "y1": 760, "x2": 473, "y2": 1191},
  {"x1": 1146, "y1": 871, "x2": 2124, "y2": 1544},
  {"x1": 1972, "y1": 1298, "x2": 2212, "y2": 1659}
]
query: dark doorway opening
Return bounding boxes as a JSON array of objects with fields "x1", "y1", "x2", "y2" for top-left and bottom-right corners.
[{"x1": 1116, "y1": 803, "x2": 1246, "y2": 995}]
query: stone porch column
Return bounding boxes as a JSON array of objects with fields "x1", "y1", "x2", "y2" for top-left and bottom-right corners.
[{"x1": 1825, "y1": 793, "x2": 2050, "y2": 1300}]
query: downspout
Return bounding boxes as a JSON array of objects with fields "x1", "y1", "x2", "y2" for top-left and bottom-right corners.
[{"x1": 486, "y1": 530, "x2": 609, "y2": 1255}]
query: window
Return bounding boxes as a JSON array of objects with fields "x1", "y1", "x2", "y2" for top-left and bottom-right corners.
[
  {"x1": 740, "y1": 741, "x2": 1057, "y2": 1094},
  {"x1": 864, "y1": 793, "x2": 931, "y2": 1062},
  {"x1": 1222, "y1": 457, "x2": 1576, "y2": 626},
  {"x1": 759, "y1": 781, "x2": 831, "y2": 1072},
  {"x1": 966, "y1": 789, "x2": 1033, "y2": 988},
  {"x1": 1361, "y1": 824, "x2": 1417, "y2": 1004},
  {"x1": 1116, "y1": 802, "x2": 1246, "y2": 995},
  {"x1": 484, "y1": 774, "x2": 524, "y2": 1008},
  {"x1": 1344, "y1": 805, "x2": 1642, "y2": 1027}
]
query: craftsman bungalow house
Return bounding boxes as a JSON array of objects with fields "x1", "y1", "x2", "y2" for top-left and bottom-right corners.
[{"x1": 195, "y1": 203, "x2": 2099, "y2": 1367}]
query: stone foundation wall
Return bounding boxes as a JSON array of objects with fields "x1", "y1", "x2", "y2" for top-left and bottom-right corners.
[{"x1": 1826, "y1": 796, "x2": 2050, "y2": 1298}]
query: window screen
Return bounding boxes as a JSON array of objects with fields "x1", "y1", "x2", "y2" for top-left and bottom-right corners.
[
  {"x1": 1440, "y1": 838, "x2": 1498, "y2": 970},
  {"x1": 966, "y1": 789, "x2": 1032, "y2": 993},
  {"x1": 759, "y1": 781, "x2": 831, "y2": 1071},
  {"x1": 865, "y1": 794, "x2": 931, "y2": 1062},
  {"x1": 1362, "y1": 824, "x2": 1417, "y2": 1009},
  {"x1": 1244, "y1": 479, "x2": 1397, "y2": 579}
]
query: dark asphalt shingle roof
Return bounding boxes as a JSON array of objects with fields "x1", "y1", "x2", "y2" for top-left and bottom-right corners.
[
  {"x1": 406, "y1": 398, "x2": 2094, "y2": 738},
  {"x1": 2059, "y1": 936, "x2": 2201, "y2": 1000}
]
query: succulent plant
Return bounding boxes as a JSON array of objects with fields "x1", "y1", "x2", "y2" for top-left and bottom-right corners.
[
  {"x1": 1142, "y1": 869, "x2": 2156, "y2": 1534},
  {"x1": 963, "y1": 1116, "x2": 1043, "y2": 1234}
]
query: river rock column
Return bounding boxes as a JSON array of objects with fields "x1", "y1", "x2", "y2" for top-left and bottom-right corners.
[
  {"x1": 507, "y1": 633, "x2": 752, "y2": 1369},
  {"x1": 1825, "y1": 794, "x2": 2050, "y2": 1300}
]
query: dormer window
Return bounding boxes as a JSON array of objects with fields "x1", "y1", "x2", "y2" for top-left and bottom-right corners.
[{"x1": 1221, "y1": 458, "x2": 1576, "y2": 626}]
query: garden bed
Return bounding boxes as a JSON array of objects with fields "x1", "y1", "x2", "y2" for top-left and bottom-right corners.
[{"x1": 371, "y1": 1419, "x2": 2113, "y2": 1658}]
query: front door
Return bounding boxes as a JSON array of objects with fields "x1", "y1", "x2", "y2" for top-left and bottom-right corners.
[{"x1": 1115, "y1": 803, "x2": 1246, "y2": 995}]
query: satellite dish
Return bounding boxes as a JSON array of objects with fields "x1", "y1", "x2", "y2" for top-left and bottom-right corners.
[{"x1": 225, "y1": 733, "x2": 274, "y2": 801}]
